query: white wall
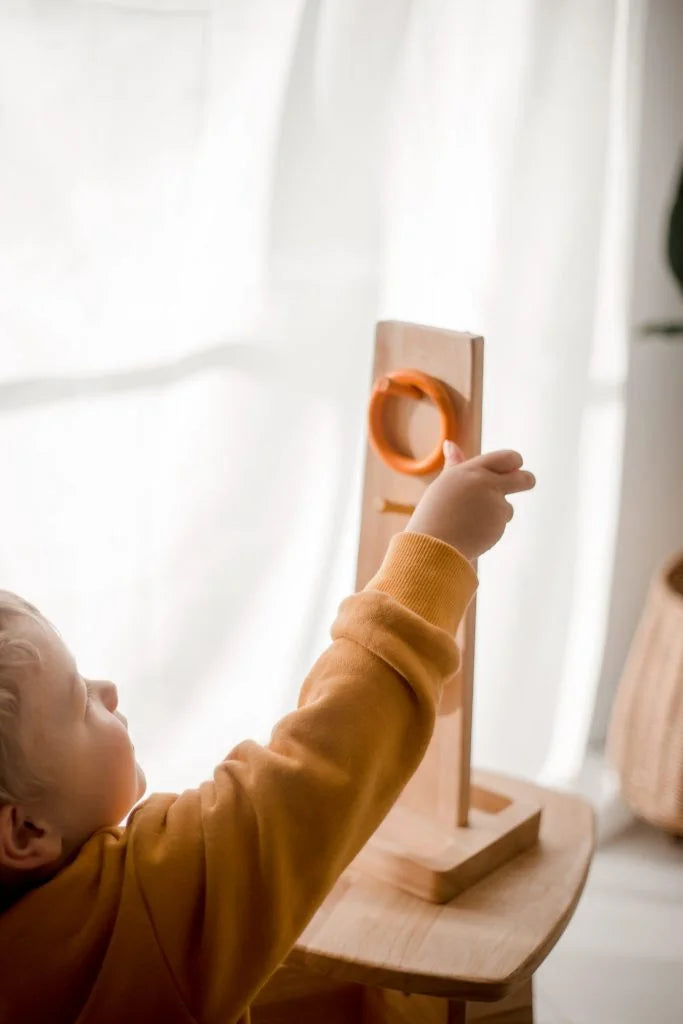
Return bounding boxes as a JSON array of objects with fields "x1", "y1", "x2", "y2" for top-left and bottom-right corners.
[{"x1": 591, "y1": 0, "x2": 683, "y2": 743}]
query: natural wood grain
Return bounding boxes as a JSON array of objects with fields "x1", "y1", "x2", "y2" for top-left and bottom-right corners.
[{"x1": 291, "y1": 771, "x2": 595, "y2": 1002}]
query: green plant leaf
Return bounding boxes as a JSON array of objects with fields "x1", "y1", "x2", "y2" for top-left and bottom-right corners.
[
  {"x1": 667, "y1": 161, "x2": 683, "y2": 294},
  {"x1": 640, "y1": 321, "x2": 683, "y2": 337}
]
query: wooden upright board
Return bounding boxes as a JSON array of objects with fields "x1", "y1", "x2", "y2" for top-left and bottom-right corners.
[
  {"x1": 356, "y1": 321, "x2": 483, "y2": 828},
  {"x1": 351, "y1": 321, "x2": 541, "y2": 903}
]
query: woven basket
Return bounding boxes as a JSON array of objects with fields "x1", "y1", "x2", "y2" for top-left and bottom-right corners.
[{"x1": 607, "y1": 551, "x2": 683, "y2": 835}]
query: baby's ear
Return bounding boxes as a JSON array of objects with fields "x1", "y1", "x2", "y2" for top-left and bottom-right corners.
[
  {"x1": 442, "y1": 440, "x2": 465, "y2": 466},
  {"x1": 0, "y1": 805, "x2": 63, "y2": 872}
]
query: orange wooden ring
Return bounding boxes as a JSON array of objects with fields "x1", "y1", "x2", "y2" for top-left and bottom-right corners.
[{"x1": 367, "y1": 368, "x2": 459, "y2": 476}]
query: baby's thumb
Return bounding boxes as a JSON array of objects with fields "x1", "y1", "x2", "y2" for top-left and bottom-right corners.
[{"x1": 442, "y1": 439, "x2": 465, "y2": 466}]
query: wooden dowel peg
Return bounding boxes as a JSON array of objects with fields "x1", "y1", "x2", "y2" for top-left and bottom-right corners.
[
  {"x1": 373, "y1": 497, "x2": 416, "y2": 516},
  {"x1": 376, "y1": 376, "x2": 423, "y2": 401}
]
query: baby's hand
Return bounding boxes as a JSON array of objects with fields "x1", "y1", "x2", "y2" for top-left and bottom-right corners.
[{"x1": 404, "y1": 443, "x2": 536, "y2": 560}]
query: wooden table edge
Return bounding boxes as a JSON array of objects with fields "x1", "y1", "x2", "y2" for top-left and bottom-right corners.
[{"x1": 288, "y1": 783, "x2": 596, "y2": 1002}]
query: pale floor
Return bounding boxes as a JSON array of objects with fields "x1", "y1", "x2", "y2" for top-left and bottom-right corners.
[{"x1": 535, "y1": 819, "x2": 683, "y2": 1024}]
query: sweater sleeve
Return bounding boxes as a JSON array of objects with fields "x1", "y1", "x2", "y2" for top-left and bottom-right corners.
[{"x1": 125, "y1": 532, "x2": 477, "y2": 1024}]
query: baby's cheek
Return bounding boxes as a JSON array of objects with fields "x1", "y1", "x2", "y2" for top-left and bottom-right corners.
[
  {"x1": 101, "y1": 726, "x2": 140, "y2": 822},
  {"x1": 113, "y1": 723, "x2": 137, "y2": 774},
  {"x1": 95, "y1": 720, "x2": 136, "y2": 786},
  {"x1": 135, "y1": 761, "x2": 147, "y2": 800}
]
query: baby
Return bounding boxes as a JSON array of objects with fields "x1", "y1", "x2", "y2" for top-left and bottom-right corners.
[
  {"x1": 0, "y1": 593, "x2": 146, "y2": 893},
  {"x1": 0, "y1": 445, "x2": 534, "y2": 1024}
]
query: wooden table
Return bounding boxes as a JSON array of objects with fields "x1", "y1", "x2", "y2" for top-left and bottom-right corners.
[{"x1": 252, "y1": 771, "x2": 595, "y2": 1023}]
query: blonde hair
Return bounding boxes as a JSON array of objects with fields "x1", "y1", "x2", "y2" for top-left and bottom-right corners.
[{"x1": 0, "y1": 591, "x2": 50, "y2": 806}]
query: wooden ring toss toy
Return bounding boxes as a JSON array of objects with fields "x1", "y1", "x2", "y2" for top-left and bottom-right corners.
[
  {"x1": 352, "y1": 321, "x2": 542, "y2": 904},
  {"x1": 367, "y1": 369, "x2": 459, "y2": 476},
  {"x1": 254, "y1": 323, "x2": 592, "y2": 1022}
]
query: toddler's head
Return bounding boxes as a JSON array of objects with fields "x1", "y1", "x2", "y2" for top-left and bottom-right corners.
[{"x1": 0, "y1": 591, "x2": 145, "y2": 894}]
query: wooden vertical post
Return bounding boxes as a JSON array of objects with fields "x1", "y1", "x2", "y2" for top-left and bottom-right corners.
[{"x1": 352, "y1": 321, "x2": 541, "y2": 904}]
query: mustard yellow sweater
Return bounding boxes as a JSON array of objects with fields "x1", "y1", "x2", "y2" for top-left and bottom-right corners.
[{"x1": 0, "y1": 532, "x2": 477, "y2": 1023}]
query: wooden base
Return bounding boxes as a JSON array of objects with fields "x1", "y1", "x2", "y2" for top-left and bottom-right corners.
[
  {"x1": 351, "y1": 785, "x2": 541, "y2": 904},
  {"x1": 252, "y1": 775, "x2": 594, "y2": 1023}
]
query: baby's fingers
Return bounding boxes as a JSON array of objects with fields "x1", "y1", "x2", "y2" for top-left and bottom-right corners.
[
  {"x1": 499, "y1": 469, "x2": 536, "y2": 494},
  {"x1": 476, "y1": 449, "x2": 524, "y2": 474}
]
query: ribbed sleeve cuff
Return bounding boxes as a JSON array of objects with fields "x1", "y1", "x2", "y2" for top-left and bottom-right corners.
[{"x1": 361, "y1": 531, "x2": 478, "y2": 635}]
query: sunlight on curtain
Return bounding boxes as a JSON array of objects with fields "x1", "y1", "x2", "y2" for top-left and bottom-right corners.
[
  {"x1": 0, "y1": 0, "x2": 402, "y2": 798},
  {"x1": 0, "y1": 0, "x2": 302, "y2": 376},
  {"x1": 378, "y1": 0, "x2": 644, "y2": 782},
  {"x1": 0, "y1": 0, "x2": 644, "y2": 803}
]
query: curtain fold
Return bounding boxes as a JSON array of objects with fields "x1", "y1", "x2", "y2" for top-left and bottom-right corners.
[
  {"x1": 375, "y1": 0, "x2": 644, "y2": 781},
  {"x1": 0, "y1": 0, "x2": 644, "y2": 799}
]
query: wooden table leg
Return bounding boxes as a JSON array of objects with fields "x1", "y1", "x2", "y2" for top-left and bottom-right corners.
[
  {"x1": 363, "y1": 987, "x2": 449, "y2": 1022},
  {"x1": 253, "y1": 964, "x2": 533, "y2": 1024},
  {"x1": 463, "y1": 980, "x2": 533, "y2": 1022},
  {"x1": 362, "y1": 980, "x2": 533, "y2": 1023}
]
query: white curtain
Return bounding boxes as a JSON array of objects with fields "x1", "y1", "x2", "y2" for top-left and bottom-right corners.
[{"x1": 0, "y1": 0, "x2": 644, "y2": 802}]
